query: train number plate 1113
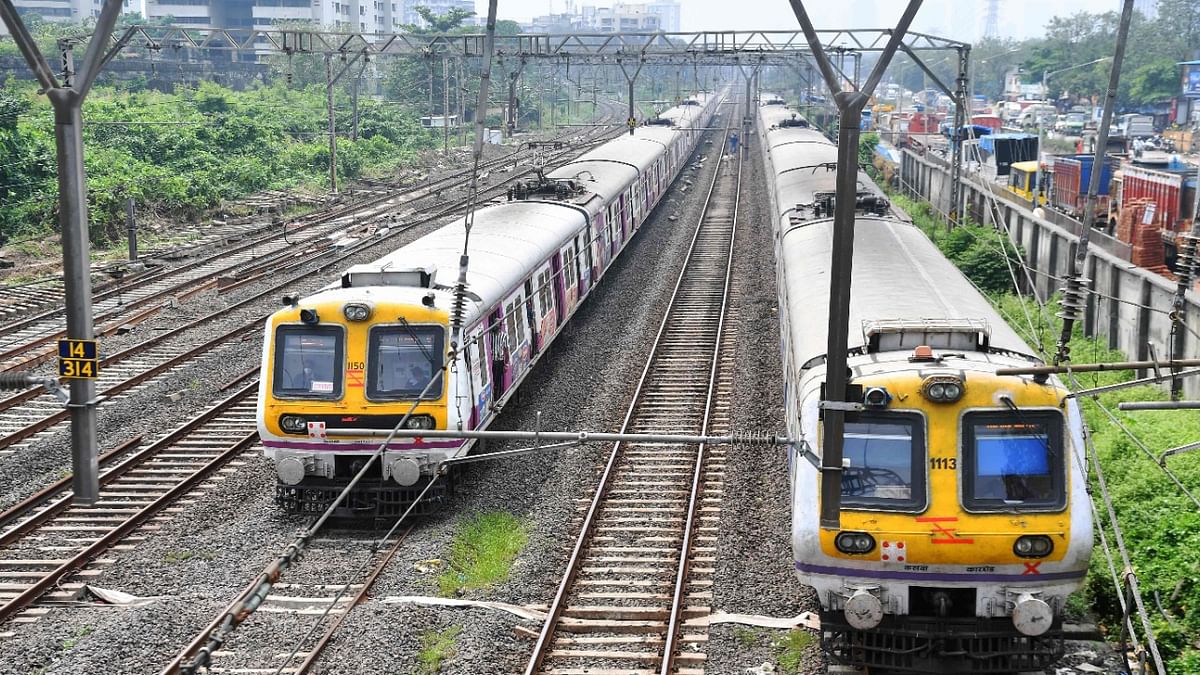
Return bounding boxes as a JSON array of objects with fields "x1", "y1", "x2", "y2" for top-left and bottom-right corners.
[{"x1": 58, "y1": 339, "x2": 99, "y2": 379}]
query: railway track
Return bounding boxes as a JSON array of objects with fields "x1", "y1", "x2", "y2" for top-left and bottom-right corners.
[
  {"x1": 0, "y1": 112, "x2": 635, "y2": 459},
  {"x1": 0, "y1": 102, "x2": 632, "y2": 372},
  {"x1": 0, "y1": 381, "x2": 260, "y2": 630},
  {"x1": 525, "y1": 98, "x2": 742, "y2": 675},
  {"x1": 160, "y1": 529, "x2": 410, "y2": 675}
]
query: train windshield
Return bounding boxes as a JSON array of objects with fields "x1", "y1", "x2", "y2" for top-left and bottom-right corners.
[
  {"x1": 368, "y1": 325, "x2": 445, "y2": 400},
  {"x1": 840, "y1": 413, "x2": 926, "y2": 511},
  {"x1": 963, "y1": 411, "x2": 1065, "y2": 511},
  {"x1": 272, "y1": 325, "x2": 343, "y2": 398}
]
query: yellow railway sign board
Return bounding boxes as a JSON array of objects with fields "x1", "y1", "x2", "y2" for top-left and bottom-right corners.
[{"x1": 58, "y1": 339, "x2": 99, "y2": 379}]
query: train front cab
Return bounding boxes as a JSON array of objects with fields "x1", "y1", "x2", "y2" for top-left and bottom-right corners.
[
  {"x1": 261, "y1": 293, "x2": 457, "y2": 518},
  {"x1": 804, "y1": 350, "x2": 1091, "y2": 674}
]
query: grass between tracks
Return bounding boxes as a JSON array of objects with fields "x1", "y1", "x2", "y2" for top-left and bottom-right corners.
[
  {"x1": 437, "y1": 511, "x2": 528, "y2": 598},
  {"x1": 417, "y1": 624, "x2": 462, "y2": 674},
  {"x1": 895, "y1": 186, "x2": 1200, "y2": 672}
]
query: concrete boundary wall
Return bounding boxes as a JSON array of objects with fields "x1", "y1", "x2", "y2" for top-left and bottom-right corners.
[{"x1": 901, "y1": 149, "x2": 1200, "y2": 398}]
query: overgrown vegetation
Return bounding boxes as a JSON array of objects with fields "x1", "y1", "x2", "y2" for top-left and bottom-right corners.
[
  {"x1": 436, "y1": 511, "x2": 527, "y2": 597},
  {"x1": 889, "y1": 192, "x2": 1024, "y2": 295},
  {"x1": 0, "y1": 77, "x2": 435, "y2": 248},
  {"x1": 774, "y1": 629, "x2": 814, "y2": 674},
  {"x1": 898, "y1": 188, "x2": 1200, "y2": 672},
  {"x1": 416, "y1": 624, "x2": 462, "y2": 674}
]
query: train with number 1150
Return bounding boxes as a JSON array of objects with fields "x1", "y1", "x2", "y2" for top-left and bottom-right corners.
[{"x1": 255, "y1": 94, "x2": 720, "y2": 516}]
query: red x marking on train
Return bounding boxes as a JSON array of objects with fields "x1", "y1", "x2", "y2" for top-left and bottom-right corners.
[
  {"x1": 1023, "y1": 562, "x2": 1042, "y2": 575},
  {"x1": 916, "y1": 516, "x2": 975, "y2": 545}
]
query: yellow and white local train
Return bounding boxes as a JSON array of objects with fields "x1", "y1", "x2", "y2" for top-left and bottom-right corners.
[
  {"x1": 257, "y1": 94, "x2": 719, "y2": 516},
  {"x1": 758, "y1": 100, "x2": 1093, "y2": 672}
]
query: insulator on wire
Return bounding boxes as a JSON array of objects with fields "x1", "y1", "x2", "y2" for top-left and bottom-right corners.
[
  {"x1": 1056, "y1": 275, "x2": 1090, "y2": 323},
  {"x1": 0, "y1": 372, "x2": 38, "y2": 391},
  {"x1": 730, "y1": 430, "x2": 776, "y2": 447},
  {"x1": 1176, "y1": 234, "x2": 1199, "y2": 286}
]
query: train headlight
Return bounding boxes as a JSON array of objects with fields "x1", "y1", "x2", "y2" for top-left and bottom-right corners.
[
  {"x1": 922, "y1": 375, "x2": 965, "y2": 403},
  {"x1": 299, "y1": 308, "x2": 320, "y2": 325},
  {"x1": 1013, "y1": 535, "x2": 1053, "y2": 558},
  {"x1": 835, "y1": 531, "x2": 877, "y2": 555},
  {"x1": 862, "y1": 387, "x2": 891, "y2": 408},
  {"x1": 342, "y1": 302, "x2": 372, "y2": 322},
  {"x1": 403, "y1": 414, "x2": 436, "y2": 430},
  {"x1": 280, "y1": 415, "x2": 307, "y2": 434}
]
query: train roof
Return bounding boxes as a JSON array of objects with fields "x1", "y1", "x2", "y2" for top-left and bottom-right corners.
[
  {"x1": 320, "y1": 201, "x2": 586, "y2": 326},
  {"x1": 779, "y1": 217, "x2": 1038, "y2": 367}
]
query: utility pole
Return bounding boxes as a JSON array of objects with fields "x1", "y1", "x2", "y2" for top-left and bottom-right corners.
[
  {"x1": 324, "y1": 50, "x2": 366, "y2": 195},
  {"x1": 788, "y1": 0, "x2": 923, "y2": 530},
  {"x1": 1055, "y1": 0, "x2": 1135, "y2": 365},
  {"x1": 0, "y1": 0, "x2": 126, "y2": 505},
  {"x1": 618, "y1": 57, "x2": 645, "y2": 135},
  {"x1": 325, "y1": 54, "x2": 338, "y2": 193},
  {"x1": 458, "y1": 58, "x2": 466, "y2": 147},
  {"x1": 1170, "y1": 166, "x2": 1200, "y2": 399},
  {"x1": 443, "y1": 56, "x2": 451, "y2": 155}
]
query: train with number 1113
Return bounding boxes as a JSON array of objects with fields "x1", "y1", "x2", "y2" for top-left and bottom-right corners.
[{"x1": 758, "y1": 98, "x2": 1093, "y2": 673}]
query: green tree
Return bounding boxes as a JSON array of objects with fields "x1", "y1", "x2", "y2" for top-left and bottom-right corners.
[{"x1": 412, "y1": 6, "x2": 474, "y2": 33}]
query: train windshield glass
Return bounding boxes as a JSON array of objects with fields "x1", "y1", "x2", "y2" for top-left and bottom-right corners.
[
  {"x1": 840, "y1": 413, "x2": 926, "y2": 510},
  {"x1": 272, "y1": 325, "x2": 343, "y2": 398},
  {"x1": 963, "y1": 411, "x2": 1065, "y2": 511},
  {"x1": 368, "y1": 325, "x2": 445, "y2": 400}
]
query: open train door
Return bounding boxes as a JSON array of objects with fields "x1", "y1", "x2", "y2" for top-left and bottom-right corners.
[{"x1": 488, "y1": 308, "x2": 507, "y2": 400}]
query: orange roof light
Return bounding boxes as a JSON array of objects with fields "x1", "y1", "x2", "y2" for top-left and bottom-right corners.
[{"x1": 911, "y1": 345, "x2": 935, "y2": 362}]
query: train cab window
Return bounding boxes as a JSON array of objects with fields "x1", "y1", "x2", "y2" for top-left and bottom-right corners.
[
  {"x1": 962, "y1": 411, "x2": 1065, "y2": 511},
  {"x1": 366, "y1": 325, "x2": 444, "y2": 400},
  {"x1": 839, "y1": 413, "x2": 926, "y2": 511},
  {"x1": 273, "y1": 325, "x2": 343, "y2": 398}
]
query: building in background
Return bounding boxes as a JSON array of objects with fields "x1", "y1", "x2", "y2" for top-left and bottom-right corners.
[
  {"x1": 1, "y1": 0, "x2": 142, "y2": 33},
  {"x1": 528, "y1": 0, "x2": 680, "y2": 34},
  {"x1": 142, "y1": 0, "x2": 408, "y2": 31}
]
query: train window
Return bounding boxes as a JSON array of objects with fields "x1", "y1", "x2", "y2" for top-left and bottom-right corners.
[
  {"x1": 504, "y1": 301, "x2": 519, "y2": 351},
  {"x1": 563, "y1": 248, "x2": 575, "y2": 288},
  {"x1": 272, "y1": 325, "x2": 343, "y2": 399},
  {"x1": 839, "y1": 413, "x2": 926, "y2": 511},
  {"x1": 366, "y1": 325, "x2": 444, "y2": 400},
  {"x1": 962, "y1": 410, "x2": 1065, "y2": 511},
  {"x1": 474, "y1": 332, "x2": 489, "y2": 387},
  {"x1": 537, "y1": 269, "x2": 553, "y2": 316}
]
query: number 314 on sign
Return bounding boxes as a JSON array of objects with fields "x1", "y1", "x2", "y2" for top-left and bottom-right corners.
[{"x1": 58, "y1": 339, "x2": 99, "y2": 380}]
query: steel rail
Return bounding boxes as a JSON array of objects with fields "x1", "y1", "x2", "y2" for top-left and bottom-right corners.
[
  {"x1": 0, "y1": 381, "x2": 260, "y2": 625},
  {"x1": 0, "y1": 435, "x2": 142, "y2": 536},
  {"x1": 0, "y1": 382, "x2": 255, "y2": 544},
  {"x1": 660, "y1": 103, "x2": 742, "y2": 675},
  {"x1": 525, "y1": 92, "x2": 735, "y2": 675},
  {"x1": 287, "y1": 527, "x2": 414, "y2": 674}
]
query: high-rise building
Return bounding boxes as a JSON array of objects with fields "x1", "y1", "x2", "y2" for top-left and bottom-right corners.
[
  {"x1": 578, "y1": 2, "x2": 679, "y2": 33},
  {"x1": 1, "y1": 0, "x2": 142, "y2": 36},
  {"x1": 141, "y1": 0, "x2": 407, "y2": 32}
]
